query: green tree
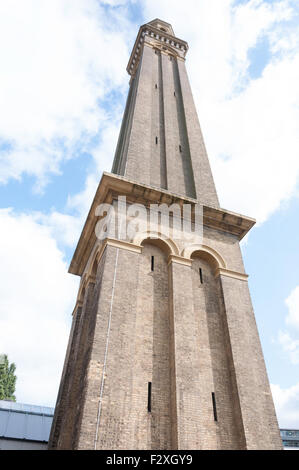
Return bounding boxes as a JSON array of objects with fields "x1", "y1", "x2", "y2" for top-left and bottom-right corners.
[{"x1": 0, "y1": 354, "x2": 17, "y2": 401}]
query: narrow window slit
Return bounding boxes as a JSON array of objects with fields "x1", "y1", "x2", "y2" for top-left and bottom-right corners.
[
  {"x1": 174, "y1": 91, "x2": 176, "y2": 97},
  {"x1": 212, "y1": 392, "x2": 217, "y2": 421},
  {"x1": 155, "y1": 84, "x2": 157, "y2": 89},
  {"x1": 151, "y1": 256, "x2": 154, "y2": 271},
  {"x1": 179, "y1": 144, "x2": 182, "y2": 153},
  {"x1": 155, "y1": 136, "x2": 158, "y2": 145},
  {"x1": 148, "y1": 382, "x2": 152, "y2": 412},
  {"x1": 199, "y1": 268, "x2": 203, "y2": 284}
]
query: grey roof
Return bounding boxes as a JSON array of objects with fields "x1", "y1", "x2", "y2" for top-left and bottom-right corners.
[{"x1": 0, "y1": 400, "x2": 54, "y2": 442}]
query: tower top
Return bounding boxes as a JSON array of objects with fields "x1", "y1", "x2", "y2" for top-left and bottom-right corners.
[
  {"x1": 127, "y1": 18, "x2": 188, "y2": 77},
  {"x1": 147, "y1": 19, "x2": 175, "y2": 36}
]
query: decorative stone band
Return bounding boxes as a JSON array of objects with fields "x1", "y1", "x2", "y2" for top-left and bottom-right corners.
[
  {"x1": 215, "y1": 267, "x2": 249, "y2": 281},
  {"x1": 167, "y1": 254, "x2": 192, "y2": 267},
  {"x1": 167, "y1": 255, "x2": 248, "y2": 280},
  {"x1": 71, "y1": 239, "x2": 142, "y2": 316},
  {"x1": 93, "y1": 238, "x2": 142, "y2": 270},
  {"x1": 144, "y1": 42, "x2": 185, "y2": 61},
  {"x1": 72, "y1": 238, "x2": 249, "y2": 315},
  {"x1": 105, "y1": 238, "x2": 142, "y2": 254},
  {"x1": 96, "y1": 241, "x2": 247, "y2": 282}
]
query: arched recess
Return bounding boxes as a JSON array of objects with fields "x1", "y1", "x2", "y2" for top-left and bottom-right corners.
[
  {"x1": 76, "y1": 250, "x2": 99, "y2": 307},
  {"x1": 90, "y1": 256, "x2": 98, "y2": 279},
  {"x1": 134, "y1": 231, "x2": 180, "y2": 256},
  {"x1": 183, "y1": 244, "x2": 226, "y2": 270},
  {"x1": 77, "y1": 275, "x2": 87, "y2": 306},
  {"x1": 134, "y1": 235, "x2": 173, "y2": 448},
  {"x1": 84, "y1": 246, "x2": 101, "y2": 281},
  {"x1": 79, "y1": 286, "x2": 86, "y2": 304},
  {"x1": 190, "y1": 249, "x2": 240, "y2": 448}
]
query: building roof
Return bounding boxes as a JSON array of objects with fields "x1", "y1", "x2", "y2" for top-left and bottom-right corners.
[{"x1": 0, "y1": 400, "x2": 54, "y2": 442}]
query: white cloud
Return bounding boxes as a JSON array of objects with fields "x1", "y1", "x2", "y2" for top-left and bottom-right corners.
[
  {"x1": 100, "y1": 0, "x2": 132, "y2": 5},
  {"x1": 278, "y1": 331, "x2": 299, "y2": 365},
  {"x1": 278, "y1": 286, "x2": 299, "y2": 365},
  {"x1": 231, "y1": 0, "x2": 293, "y2": 65},
  {"x1": 271, "y1": 382, "x2": 299, "y2": 428},
  {"x1": 67, "y1": 173, "x2": 99, "y2": 220},
  {"x1": 0, "y1": 0, "x2": 132, "y2": 189},
  {"x1": 66, "y1": 118, "x2": 121, "y2": 218},
  {"x1": 285, "y1": 285, "x2": 299, "y2": 330},
  {"x1": 0, "y1": 208, "x2": 79, "y2": 406},
  {"x1": 34, "y1": 210, "x2": 83, "y2": 248}
]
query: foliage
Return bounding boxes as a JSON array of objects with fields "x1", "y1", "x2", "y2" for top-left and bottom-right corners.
[{"x1": 0, "y1": 354, "x2": 17, "y2": 401}]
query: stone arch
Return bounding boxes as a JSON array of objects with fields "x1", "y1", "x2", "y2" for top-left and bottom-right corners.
[
  {"x1": 90, "y1": 256, "x2": 98, "y2": 278},
  {"x1": 182, "y1": 244, "x2": 226, "y2": 269},
  {"x1": 134, "y1": 231, "x2": 180, "y2": 256},
  {"x1": 77, "y1": 276, "x2": 87, "y2": 305},
  {"x1": 84, "y1": 245, "x2": 102, "y2": 280},
  {"x1": 78, "y1": 249, "x2": 99, "y2": 305}
]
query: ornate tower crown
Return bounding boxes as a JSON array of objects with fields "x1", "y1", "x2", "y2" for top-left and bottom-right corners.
[{"x1": 127, "y1": 18, "x2": 188, "y2": 78}]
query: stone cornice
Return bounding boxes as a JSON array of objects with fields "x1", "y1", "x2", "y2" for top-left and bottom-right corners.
[
  {"x1": 215, "y1": 268, "x2": 249, "y2": 281},
  {"x1": 127, "y1": 22, "x2": 188, "y2": 77},
  {"x1": 69, "y1": 172, "x2": 255, "y2": 276},
  {"x1": 203, "y1": 206, "x2": 255, "y2": 241}
]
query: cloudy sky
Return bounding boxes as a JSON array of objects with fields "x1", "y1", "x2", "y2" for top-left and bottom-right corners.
[{"x1": 0, "y1": 0, "x2": 298, "y2": 429}]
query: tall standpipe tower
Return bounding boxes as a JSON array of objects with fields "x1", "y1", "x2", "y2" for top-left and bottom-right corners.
[{"x1": 49, "y1": 19, "x2": 282, "y2": 450}]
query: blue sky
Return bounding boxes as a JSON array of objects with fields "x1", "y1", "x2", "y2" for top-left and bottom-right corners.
[{"x1": 0, "y1": 0, "x2": 298, "y2": 428}]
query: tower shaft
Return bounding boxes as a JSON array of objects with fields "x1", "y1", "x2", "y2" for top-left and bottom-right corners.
[
  {"x1": 112, "y1": 21, "x2": 219, "y2": 206},
  {"x1": 49, "y1": 19, "x2": 282, "y2": 450}
]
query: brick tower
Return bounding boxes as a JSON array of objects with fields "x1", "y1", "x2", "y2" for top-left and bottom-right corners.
[{"x1": 49, "y1": 19, "x2": 282, "y2": 450}]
